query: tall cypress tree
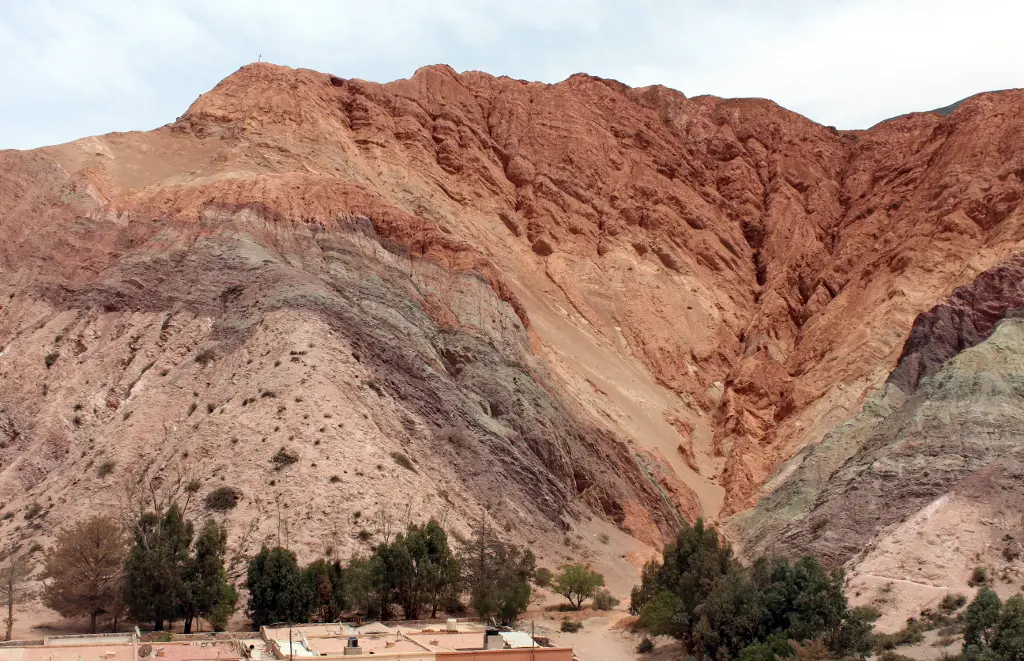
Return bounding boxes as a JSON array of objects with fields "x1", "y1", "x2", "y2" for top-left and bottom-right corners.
[
  {"x1": 246, "y1": 547, "x2": 311, "y2": 627},
  {"x1": 181, "y1": 520, "x2": 236, "y2": 633},
  {"x1": 124, "y1": 505, "x2": 193, "y2": 631}
]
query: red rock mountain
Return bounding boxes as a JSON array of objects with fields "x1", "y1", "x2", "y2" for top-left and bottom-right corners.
[{"x1": 1, "y1": 63, "x2": 1023, "y2": 572}]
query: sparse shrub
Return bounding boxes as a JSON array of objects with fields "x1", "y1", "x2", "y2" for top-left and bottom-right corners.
[
  {"x1": 206, "y1": 403, "x2": 215, "y2": 414},
  {"x1": 365, "y1": 379, "x2": 385, "y2": 396},
  {"x1": 444, "y1": 426, "x2": 471, "y2": 450},
  {"x1": 637, "y1": 637, "x2": 655, "y2": 654},
  {"x1": 271, "y1": 447, "x2": 299, "y2": 469},
  {"x1": 72, "y1": 415, "x2": 83, "y2": 427},
  {"x1": 161, "y1": 315, "x2": 171, "y2": 331},
  {"x1": 195, "y1": 348, "x2": 216, "y2": 365},
  {"x1": 878, "y1": 652, "x2": 917, "y2": 661},
  {"x1": 560, "y1": 617, "x2": 582, "y2": 633},
  {"x1": 329, "y1": 475, "x2": 341, "y2": 483},
  {"x1": 875, "y1": 619, "x2": 927, "y2": 651},
  {"x1": 593, "y1": 588, "x2": 620, "y2": 611},
  {"x1": 187, "y1": 402, "x2": 197, "y2": 416},
  {"x1": 534, "y1": 567, "x2": 553, "y2": 587},
  {"x1": 941, "y1": 593, "x2": 969, "y2": 613},
  {"x1": 598, "y1": 532, "x2": 610, "y2": 544},
  {"x1": 73, "y1": 403, "x2": 83, "y2": 411},
  {"x1": 45, "y1": 352, "x2": 59, "y2": 369},
  {"x1": 97, "y1": 460, "x2": 116, "y2": 478},
  {"x1": 356, "y1": 529, "x2": 372, "y2": 542},
  {"x1": 391, "y1": 451, "x2": 415, "y2": 472},
  {"x1": 24, "y1": 502, "x2": 42, "y2": 520},
  {"x1": 122, "y1": 410, "x2": 132, "y2": 421},
  {"x1": 261, "y1": 390, "x2": 276, "y2": 399},
  {"x1": 1003, "y1": 541, "x2": 1021, "y2": 562},
  {"x1": 969, "y1": 566, "x2": 988, "y2": 587},
  {"x1": 205, "y1": 486, "x2": 242, "y2": 511},
  {"x1": 1, "y1": 512, "x2": 12, "y2": 521}
]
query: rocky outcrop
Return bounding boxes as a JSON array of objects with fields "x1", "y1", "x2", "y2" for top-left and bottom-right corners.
[{"x1": 887, "y1": 253, "x2": 1024, "y2": 393}]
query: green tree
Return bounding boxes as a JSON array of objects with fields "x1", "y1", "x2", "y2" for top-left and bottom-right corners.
[
  {"x1": 305, "y1": 559, "x2": 345, "y2": 623},
  {"x1": 42, "y1": 515, "x2": 128, "y2": 633},
  {"x1": 246, "y1": 547, "x2": 311, "y2": 627},
  {"x1": 553, "y1": 564, "x2": 605, "y2": 610},
  {"x1": 826, "y1": 605, "x2": 880, "y2": 659},
  {"x1": 124, "y1": 504, "x2": 193, "y2": 630},
  {"x1": 417, "y1": 520, "x2": 460, "y2": 619},
  {"x1": 375, "y1": 519, "x2": 460, "y2": 620},
  {"x1": 459, "y1": 520, "x2": 534, "y2": 625},
  {"x1": 631, "y1": 519, "x2": 862, "y2": 660},
  {"x1": 181, "y1": 519, "x2": 236, "y2": 633},
  {"x1": 965, "y1": 587, "x2": 1003, "y2": 654},
  {"x1": 630, "y1": 519, "x2": 736, "y2": 643},
  {"x1": 993, "y1": 595, "x2": 1024, "y2": 661},
  {"x1": 344, "y1": 554, "x2": 384, "y2": 619}
]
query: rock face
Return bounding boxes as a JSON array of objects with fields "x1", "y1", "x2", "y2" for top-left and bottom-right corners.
[
  {"x1": 2, "y1": 62, "x2": 1024, "y2": 567},
  {"x1": 887, "y1": 253, "x2": 1024, "y2": 393},
  {"x1": 731, "y1": 255, "x2": 1024, "y2": 628}
]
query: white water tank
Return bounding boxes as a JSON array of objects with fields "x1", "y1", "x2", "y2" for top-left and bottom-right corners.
[{"x1": 446, "y1": 619, "x2": 458, "y2": 632}]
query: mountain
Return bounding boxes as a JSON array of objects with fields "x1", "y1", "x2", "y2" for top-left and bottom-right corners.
[
  {"x1": 1, "y1": 63, "x2": 1023, "y2": 594},
  {"x1": 730, "y1": 254, "x2": 1024, "y2": 626}
]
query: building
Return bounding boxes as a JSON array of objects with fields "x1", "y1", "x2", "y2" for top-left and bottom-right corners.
[
  {"x1": 0, "y1": 622, "x2": 573, "y2": 661},
  {"x1": 258, "y1": 620, "x2": 573, "y2": 660}
]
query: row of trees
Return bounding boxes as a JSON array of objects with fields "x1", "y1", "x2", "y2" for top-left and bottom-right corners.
[
  {"x1": 38, "y1": 509, "x2": 237, "y2": 634},
  {"x1": 123, "y1": 506, "x2": 237, "y2": 632},
  {"x1": 630, "y1": 519, "x2": 877, "y2": 661},
  {"x1": 20, "y1": 496, "x2": 600, "y2": 635},
  {"x1": 246, "y1": 519, "x2": 539, "y2": 627}
]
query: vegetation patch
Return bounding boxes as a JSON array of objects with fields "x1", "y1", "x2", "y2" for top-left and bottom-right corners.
[
  {"x1": 560, "y1": 618, "x2": 582, "y2": 633},
  {"x1": 390, "y1": 451, "x2": 416, "y2": 472},
  {"x1": 271, "y1": 447, "x2": 299, "y2": 469},
  {"x1": 204, "y1": 486, "x2": 242, "y2": 511}
]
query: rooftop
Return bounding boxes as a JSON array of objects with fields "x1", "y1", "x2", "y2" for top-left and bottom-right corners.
[{"x1": 0, "y1": 622, "x2": 571, "y2": 661}]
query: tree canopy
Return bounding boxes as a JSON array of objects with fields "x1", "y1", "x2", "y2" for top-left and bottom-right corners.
[
  {"x1": 553, "y1": 564, "x2": 605, "y2": 609},
  {"x1": 246, "y1": 546, "x2": 311, "y2": 627},
  {"x1": 631, "y1": 519, "x2": 871, "y2": 661},
  {"x1": 42, "y1": 515, "x2": 127, "y2": 633}
]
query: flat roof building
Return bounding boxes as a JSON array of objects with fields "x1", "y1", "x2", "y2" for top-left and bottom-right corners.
[{"x1": 0, "y1": 622, "x2": 573, "y2": 661}]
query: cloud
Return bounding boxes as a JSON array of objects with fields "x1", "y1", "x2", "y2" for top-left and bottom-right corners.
[{"x1": 1, "y1": 0, "x2": 1021, "y2": 149}]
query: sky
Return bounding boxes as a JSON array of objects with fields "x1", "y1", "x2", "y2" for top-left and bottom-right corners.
[{"x1": 1, "y1": 0, "x2": 1022, "y2": 150}]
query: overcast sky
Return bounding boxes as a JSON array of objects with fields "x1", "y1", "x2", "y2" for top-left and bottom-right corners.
[{"x1": 1, "y1": 0, "x2": 1021, "y2": 150}]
